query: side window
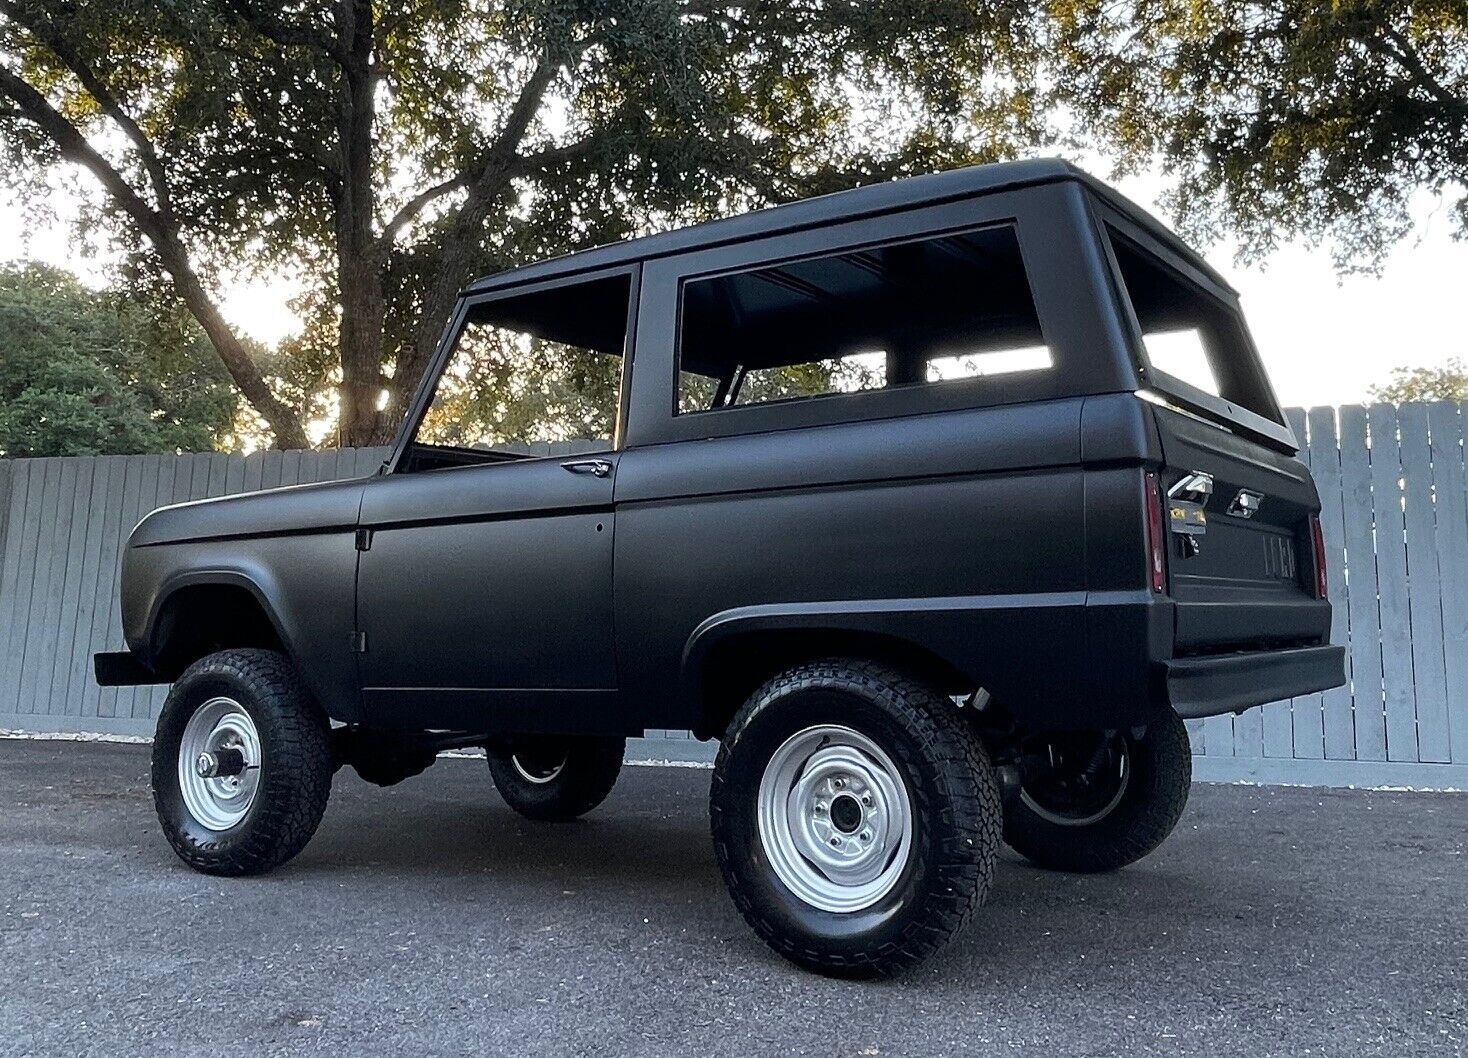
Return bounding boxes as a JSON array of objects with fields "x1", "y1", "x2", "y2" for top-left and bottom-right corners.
[
  {"x1": 675, "y1": 224, "x2": 1052, "y2": 414},
  {"x1": 404, "y1": 274, "x2": 630, "y2": 472},
  {"x1": 1106, "y1": 226, "x2": 1279, "y2": 420}
]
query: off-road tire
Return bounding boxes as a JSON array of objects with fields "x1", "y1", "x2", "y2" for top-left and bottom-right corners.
[
  {"x1": 710, "y1": 659, "x2": 1002, "y2": 978},
  {"x1": 487, "y1": 735, "x2": 625, "y2": 821},
  {"x1": 1003, "y1": 711, "x2": 1192, "y2": 873},
  {"x1": 152, "y1": 649, "x2": 333, "y2": 877}
]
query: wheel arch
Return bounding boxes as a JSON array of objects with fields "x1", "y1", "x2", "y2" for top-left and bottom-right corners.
[
  {"x1": 682, "y1": 605, "x2": 979, "y2": 740},
  {"x1": 142, "y1": 571, "x2": 292, "y2": 680}
]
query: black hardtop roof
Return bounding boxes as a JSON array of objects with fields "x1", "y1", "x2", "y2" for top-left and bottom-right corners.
[{"x1": 464, "y1": 157, "x2": 1235, "y2": 297}]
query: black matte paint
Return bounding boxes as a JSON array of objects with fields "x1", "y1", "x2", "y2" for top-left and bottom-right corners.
[{"x1": 103, "y1": 160, "x2": 1345, "y2": 737}]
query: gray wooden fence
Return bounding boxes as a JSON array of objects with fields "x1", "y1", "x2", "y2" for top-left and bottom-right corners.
[{"x1": 2, "y1": 405, "x2": 1468, "y2": 789}]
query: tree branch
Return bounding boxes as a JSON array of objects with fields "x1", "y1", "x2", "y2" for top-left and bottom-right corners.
[
  {"x1": 1368, "y1": 26, "x2": 1467, "y2": 113},
  {"x1": 226, "y1": 0, "x2": 348, "y2": 63},
  {"x1": 0, "y1": 62, "x2": 310, "y2": 449},
  {"x1": 379, "y1": 173, "x2": 468, "y2": 245},
  {"x1": 0, "y1": 0, "x2": 177, "y2": 220},
  {"x1": 392, "y1": 53, "x2": 562, "y2": 388}
]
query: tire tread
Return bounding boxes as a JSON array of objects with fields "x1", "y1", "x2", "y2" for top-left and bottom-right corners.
[
  {"x1": 711, "y1": 659, "x2": 1001, "y2": 977},
  {"x1": 152, "y1": 649, "x2": 332, "y2": 877}
]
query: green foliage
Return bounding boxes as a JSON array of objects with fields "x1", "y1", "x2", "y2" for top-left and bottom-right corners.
[
  {"x1": 1050, "y1": 0, "x2": 1468, "y2": 271},
  {"x1": 0, "y1": 263, "x2": 236, "y2": 456},
  {"x1": 418, "y1": 325, "x2": 624, "y2": 448},
  {"x1": 0, "y1": 0, "x2": 1051, "y2": 446},
  {"x1": 1371, "y1": 358, "x2": 1468, "y2": 403}
]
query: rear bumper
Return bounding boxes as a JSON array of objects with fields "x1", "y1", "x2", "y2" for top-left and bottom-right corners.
[
  {"x1": 1164, "y1": 644, "x2": 1345, "y2": 720},
  {"x1": 94, "y1": 651, "x2": 163, "y2": 687}
]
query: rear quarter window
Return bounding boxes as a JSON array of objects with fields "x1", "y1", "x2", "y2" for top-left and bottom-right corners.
[{"x1": 675, "y1": 223, "x2": 1055, "y2": 416}]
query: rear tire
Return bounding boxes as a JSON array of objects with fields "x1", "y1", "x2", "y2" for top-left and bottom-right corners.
[
  {"x1": 487, "y1": 735, "x2": 625, "y2": 821},
  {"x1": 710, "y1": 659, "x2": 1002, "y2": 978},
  {"x1": 1003, "y1": 711, "x2": 1191, "y2": 873},
  {"x1": 152, "y1": 649, "x2": 332, "y2": 877}
]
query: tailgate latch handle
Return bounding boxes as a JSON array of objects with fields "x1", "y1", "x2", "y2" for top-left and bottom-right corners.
[
  {"x1": 1167, "y1": 470, "x2": 1212, "y2": 544},
  {"x1": 1167, "y1": 471, "x2": 1213, "y2": 504}
]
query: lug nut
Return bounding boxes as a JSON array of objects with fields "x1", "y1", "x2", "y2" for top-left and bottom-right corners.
[
  {"x1": 832, "y1": 777, "x2": 846, "y2": 790},
  {"x1": 829, "y1": 836, "x2": 841, "y2": 847},
  {"x1": 860, "y1": 830, "x2": 873, "y2": 843}
]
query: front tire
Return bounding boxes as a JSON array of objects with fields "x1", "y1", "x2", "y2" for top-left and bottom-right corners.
[
  {"x1": 487, "y1": 735, "x2": 625, "y2": 821},
  {"x1": 1003, "y1": 711, "x2": 1192, "y2": 873},
  {"x1": 710, "y1": 660, "x2": 1002, "y2": 978},
  {"x1": 152, "y1": 649, "x2": 333, "y2": 877}
]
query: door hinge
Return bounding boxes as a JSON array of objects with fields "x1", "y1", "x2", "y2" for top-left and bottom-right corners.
[
  {"x1": 355, "y1": 528, "x2": 373, "y2": 551},
  {"x1": 351, "y1": 631, "x2": 368, "y2": 653}
]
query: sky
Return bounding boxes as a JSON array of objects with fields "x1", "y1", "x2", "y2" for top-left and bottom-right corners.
[{"x1": 2, "y1": 161, "x2": 1465, "y2": 410}]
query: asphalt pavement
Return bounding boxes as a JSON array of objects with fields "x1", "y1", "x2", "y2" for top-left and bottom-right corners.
[{"x1": 1, "y1": 738, "x2": 1464, "y2": 1058}]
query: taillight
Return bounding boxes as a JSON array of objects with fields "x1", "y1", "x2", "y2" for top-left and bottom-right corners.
[
  {"x1": 1144, "y1": 472, "x2": 1167, "y2": 594},
  {"x1": 1309, "y1": 514, "x2": 1328, "y2": 599}
]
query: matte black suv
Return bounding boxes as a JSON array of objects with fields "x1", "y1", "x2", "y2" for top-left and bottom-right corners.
[{"x1": 97, "y1": 159, "x2": 1344, "y2": 976}]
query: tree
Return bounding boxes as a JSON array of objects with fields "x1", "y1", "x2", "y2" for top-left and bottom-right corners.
[
  {"x1": 0, "y1": 263, "x2": 236, "y2": 457},
  {"x1": 0, "y1": 1, "x2": 1047, "y2": 448},
  {"x1": 1049, "y1": 0, "x2": 1468, "y2": 270},
  {"x1": 1371, "y1": 358, "x2": 1468, "y2": 402}
]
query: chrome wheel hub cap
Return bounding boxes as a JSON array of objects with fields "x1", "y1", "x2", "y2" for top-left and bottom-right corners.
[
  {"x1": 757, "y1": 725, "x2": 913, "y2": 913},
  {"x1": 177, "y1": 697, "x2": 261, "y2": 831}
]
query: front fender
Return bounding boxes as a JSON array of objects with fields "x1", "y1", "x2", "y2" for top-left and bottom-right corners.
[{"x1": 123, "y1": 536, "x2": 364, "y2": 724}]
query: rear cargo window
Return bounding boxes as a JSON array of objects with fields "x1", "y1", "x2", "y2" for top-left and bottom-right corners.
[
  {"x1": 675, "y1": 224, "x2": 1052, "y2": 414},
  {"x1": 1106, "y1": 227, "x2": 1278, "y2": 420}
]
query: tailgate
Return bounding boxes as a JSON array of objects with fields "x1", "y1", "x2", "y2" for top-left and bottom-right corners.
[{"x1": 1152, "y1": 404, "x2": 1330, "y2": 653}]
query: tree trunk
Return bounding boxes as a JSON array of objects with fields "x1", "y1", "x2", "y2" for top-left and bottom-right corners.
[{"x1": 332, "y1": 0, "x2": 391, "y2": 448}]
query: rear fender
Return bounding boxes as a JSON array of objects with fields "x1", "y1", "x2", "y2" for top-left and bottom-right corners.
[{"x1": 679, "y1": 594, "x2": 1151, "y2": 737}]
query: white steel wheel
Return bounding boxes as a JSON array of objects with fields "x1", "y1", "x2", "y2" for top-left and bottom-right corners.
[
  {"x1": 511, "y1": 748, "x2": 567, "y2": 785},
  {"x1": 177, "y1": 696, "x2": 261, "y2": 831},
  {"x1": 756, "y1": 724, "x2": 914, "y2": 914}
]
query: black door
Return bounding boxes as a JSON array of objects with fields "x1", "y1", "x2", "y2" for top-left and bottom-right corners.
[
  {"x1": 354, "y1": 267, "x2": 637, "y2": 733},
  {"x1": 355, "y1": 454, "x2": 618, "y2": 731}
]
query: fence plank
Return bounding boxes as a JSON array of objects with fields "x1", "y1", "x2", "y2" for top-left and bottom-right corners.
[
  {"x1": 47, "y1": 458, "x2": 96, "y2": 718},
  {"x1": 1308, "y1": 407, "x2": 1355, "y2": 760},
  {"x1": 1400, "y1": 404, "x2": 1452, "y2": 762},
  {"x1": 261, "y1": 450, "x2": 285, "y2": 490},
  {"x1": 136, "y1": 454, "x2": 178, "y2": 722},
  {"x1": 65, "y1": 456, "x2": 111, "y2": 720},
  {"x1": 0, "y1": 461, "x2": 36, "y2": 713},
  {"x1": 1369, "y1": 404, "x2": 1420, "y2": 761},
  {"x1": 99, "y1": 458, "x2": 144, "y2": 719},
  {"x1": 1427, "y1": 403, "x2": 1468, "y2": 764},
  {"x1": 243, "y1": 451, "x2": 265, "y2": 494},
  {"x1": 0, "y1": 460, "x2": 40, "y2": 713},
  {"x1": 0, "y1": 461, "x2": 12, "y2": 595},
  {"x1": 1339, "y1": 406, "x2": 1387, "y2": 761},
  {"x1": 18, "y1": 461, "x2": 67, "y2": 715},
  {"x1": 81, "y1": 458, "x2": 127, "y2": 718},
  {"x1": 1286, "y1": 407, "x2": 1324, "y2": 758}
]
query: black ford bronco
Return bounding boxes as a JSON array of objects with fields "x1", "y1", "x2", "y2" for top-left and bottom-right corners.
[{"x1": 97, "y1": 159, "x2": 1344, "y2": 976}]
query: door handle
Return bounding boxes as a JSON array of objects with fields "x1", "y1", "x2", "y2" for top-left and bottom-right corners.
[{"x1": 560, "y1": 459, "x2": 612, "y2": 478}]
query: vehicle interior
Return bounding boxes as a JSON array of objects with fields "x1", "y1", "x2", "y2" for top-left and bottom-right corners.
[{"x1": 676, "y1": 223, "x2": 1053, "y2": 412}]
